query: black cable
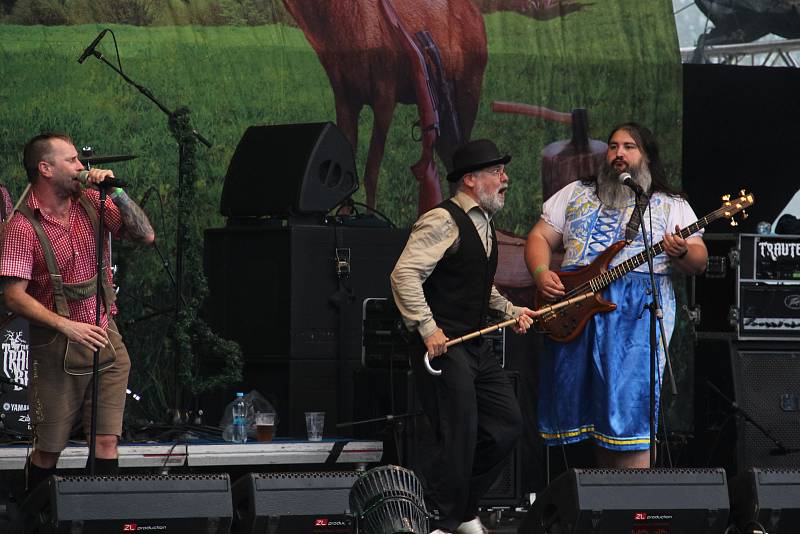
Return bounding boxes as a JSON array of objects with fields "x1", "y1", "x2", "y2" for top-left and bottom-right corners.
[
  {"x1": 107, "y1": 29, "x2": 124, "y2": 73},
  {"x1": 161, "y1": 440, "x2": 182, "y2": 473},
  {"x1": 330, "y1": 199, "x2": 397, "y2": 228}
]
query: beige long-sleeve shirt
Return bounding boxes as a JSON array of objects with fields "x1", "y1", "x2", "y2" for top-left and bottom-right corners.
[{"x1": 390, "y1": 191, "x2": 521, "y2": 339}]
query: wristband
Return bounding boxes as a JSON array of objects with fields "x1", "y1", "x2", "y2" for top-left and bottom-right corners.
[
  {"x1": 533, "y1": 264, "x2": 548, "y2": 276},
  {"x1": 677, "y1": 248, "x2": 688, "y2": 259}
]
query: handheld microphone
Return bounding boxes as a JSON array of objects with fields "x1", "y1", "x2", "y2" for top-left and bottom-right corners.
[
  {"x1": 76, "y1": 170, "x2": 128, "y2": 189},
  {"x1": 77, "y1": 29, "x2": 108, "y2": 64},
  {"x1": 617, "y1": 172, "x2": 646, "y2": 197}
]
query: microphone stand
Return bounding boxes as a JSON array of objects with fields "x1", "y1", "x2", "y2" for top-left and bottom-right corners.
[
  {"x1": 84, "y1": 48, "x2": 212, "y2": 149},
  {"x1": 632, "y1": 192, "x2": 678, "y2": 468},
  {"x1": 705, "y1": 381, "x2": 799, "y2": 457},
  {"x1": 83, "y1": 41, "x2": 212, "y2": 419},
  {"x1": 88, "y1": 186, "x2": 110, "y2": 476},
  {"x1": 336, "y1": 412, "x2": 422, "y2": 466}
]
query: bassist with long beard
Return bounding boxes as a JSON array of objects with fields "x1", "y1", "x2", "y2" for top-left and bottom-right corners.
[{"x1": 525, "y1": 123, "x2": 708, "y2": 469}]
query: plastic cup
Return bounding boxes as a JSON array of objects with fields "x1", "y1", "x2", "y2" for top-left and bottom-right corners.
[
  {"x1": 304, "y1": 411, "x2": 325, "y2": 441},
  {"x1": 255, "y1": 412, "x2": 275, "y2": 442}
]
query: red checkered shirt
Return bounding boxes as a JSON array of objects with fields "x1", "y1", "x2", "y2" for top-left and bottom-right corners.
[{"x1": 0, "y1": 189, "x2": 123, "y2": 327}]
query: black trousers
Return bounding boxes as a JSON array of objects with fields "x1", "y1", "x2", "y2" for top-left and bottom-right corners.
[{"x1": 411, "y1": 339, "x2": 522, "y2": 533}]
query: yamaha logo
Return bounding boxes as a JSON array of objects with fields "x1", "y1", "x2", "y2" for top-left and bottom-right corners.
[
  {"x1": 1, "y1": 402, "x2": 27, "y2": 412},
  {"x1": 786, "y1": 294, "x2": 800, "y2": 310}
]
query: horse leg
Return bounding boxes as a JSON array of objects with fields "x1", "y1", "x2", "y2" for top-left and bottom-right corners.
[
  {"x1": 364, "y1": 94, "x2": 396, "y2": 208},
  {"x1": 334, "y1": 93, "x2": 362, "y2": 155}
]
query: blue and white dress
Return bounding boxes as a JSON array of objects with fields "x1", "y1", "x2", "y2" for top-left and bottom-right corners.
[{"x1": 538, "y1": 181, "x2": 701, "y2": 451}]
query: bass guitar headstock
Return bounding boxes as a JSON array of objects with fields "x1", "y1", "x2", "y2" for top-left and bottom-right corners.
[{"x1": 721, "y1": 190, "x2": 755, "y2": 227}]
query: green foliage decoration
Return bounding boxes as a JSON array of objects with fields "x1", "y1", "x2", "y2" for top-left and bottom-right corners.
[{"x1": 167, "y1": 106, "x2": 243, "y2": 398}]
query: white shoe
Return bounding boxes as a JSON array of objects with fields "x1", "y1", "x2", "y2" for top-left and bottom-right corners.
[
  {"x1": 430, "y1": 530, "x2": 450, "y2": 534},
  {"x1": 457, "y1": 517, "x2": 488, "y2": 534}
]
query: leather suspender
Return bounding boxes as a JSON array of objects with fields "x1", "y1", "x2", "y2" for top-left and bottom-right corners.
[{"x1": 16, "y1": 191, "x2": 116, "y2": 317}]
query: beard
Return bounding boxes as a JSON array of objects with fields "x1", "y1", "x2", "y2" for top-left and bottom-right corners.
[
  {"x1": 475, "y1": 181, "x2": 506, "y2": 214},
  {"x1": 596, "y1": 160, "x2": 652, "y2": 209}
]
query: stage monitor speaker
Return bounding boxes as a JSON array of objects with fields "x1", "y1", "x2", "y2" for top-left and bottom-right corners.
[
  {"x1": 221, "y1": 122, "x2": 358, "y2": 218},
  {"x1": 731, "y1": 342, "x2": 800, "y2": 470},
  {"x1": 22, "y1": 474, "x2": 233, "y2": 533},
  {"x1": 730, "y1": 467, "x2": 800, "y2": 534},
  {"x1": 231, "y1": 471, "x2": 358, "y2": 534},
  {"x1": 519, "y1": 468, "x2": 730, "y2": 534}
]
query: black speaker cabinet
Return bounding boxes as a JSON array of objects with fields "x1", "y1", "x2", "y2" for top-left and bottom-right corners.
[
  {"x1": 519, "y1": 468, "x2": 730, "y2": 534},
  {"x1": 202, "y1": 224, "x2": 408, "y2": 434},
  {"x1": 23, "y1": 474, "x2": 233, "y2": 533},
  {"x1": 203, "y1": 225, "x2": 409, "y2": 360},
  {"x1": 231, "y1": 471, "x2": 358, "y2": 534},
  {"x1": 731, "y1": 342, "x2": 800, "y2": 470},
  {"x1": 221, "y1": 122, "x2": 358, "y2": 218},
  {"x1": 730, "y1": 467, "x2": 800, "y2": 534}
]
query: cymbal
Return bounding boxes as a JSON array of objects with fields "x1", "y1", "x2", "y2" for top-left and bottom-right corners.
[{"x1": 79, "y1": 154, "x2": 138, "y2": 165}]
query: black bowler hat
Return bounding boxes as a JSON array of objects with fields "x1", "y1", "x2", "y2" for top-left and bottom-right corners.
[{"x1": 447, "y1": 139, "x2": 511, "y2": 182}]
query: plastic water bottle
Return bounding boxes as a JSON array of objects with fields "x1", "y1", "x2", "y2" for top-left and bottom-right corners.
[{"x1": 232, "y1": 392, "x2": 248, "y2": 443}]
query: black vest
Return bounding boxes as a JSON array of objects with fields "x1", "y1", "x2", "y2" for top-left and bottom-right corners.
[{"x1": 422, "y1": 199, "x2": 498, "y2": 338}]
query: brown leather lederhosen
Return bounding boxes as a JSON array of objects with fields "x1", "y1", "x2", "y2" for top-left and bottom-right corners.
[{"x1": 17, "y1": 190, "x2": 118, "y2": 374}]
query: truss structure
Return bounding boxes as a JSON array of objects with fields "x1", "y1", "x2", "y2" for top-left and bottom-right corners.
[{"x1": 681, "y1": 38, "x2": 800, "y2": 67}]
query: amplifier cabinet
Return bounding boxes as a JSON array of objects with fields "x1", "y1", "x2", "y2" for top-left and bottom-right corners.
[
  {"x1": 737, "y1": 234, "x2": 800, "y2": 340},
  {"x1": 731, "y1": 343, "x2": 800, "y2": 470}
]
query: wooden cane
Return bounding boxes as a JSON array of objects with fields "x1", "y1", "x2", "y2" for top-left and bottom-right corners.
[{"x1": 423, "y1": 291, "x2": 596, "y2": 376}]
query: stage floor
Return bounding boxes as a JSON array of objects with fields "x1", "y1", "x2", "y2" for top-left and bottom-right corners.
[{"x1": 0, "y1": 438, "x2": 383, "y2": 470}]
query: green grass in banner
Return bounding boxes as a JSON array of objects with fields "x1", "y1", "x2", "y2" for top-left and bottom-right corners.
[
  {"x1": 0, "y1": 4, "x2": 681, "y2": 236},
  {"x1": 0, "y1": 0, "x2": 686, "y2": 424}
]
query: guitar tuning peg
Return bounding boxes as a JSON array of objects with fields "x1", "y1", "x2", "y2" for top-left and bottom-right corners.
[
  {"x1": 722, "y1": 194, "x2": 731, "y2": 202},
  {"x1": 739, "y1": 189, "x2": 746, "y2": 197},
  {"x1": 730, "y1": 219, "x2": 738, "y2": 227},
  {"x1": 742, "y1": 210, "x2": 749, "y2": 219}
]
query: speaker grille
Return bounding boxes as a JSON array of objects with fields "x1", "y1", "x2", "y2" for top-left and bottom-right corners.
[{"x1": 732, "y1": 346, "x2": 800, "y2": 469}]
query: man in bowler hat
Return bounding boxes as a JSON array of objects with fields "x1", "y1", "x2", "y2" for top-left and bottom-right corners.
[{"x1": 391, "y1": 139, "x2": 537, "y2": 534}]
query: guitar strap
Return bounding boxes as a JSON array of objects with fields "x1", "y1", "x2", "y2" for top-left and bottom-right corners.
[{"x1": 624, "y1": 195, "x2": 650, "y2": 243}]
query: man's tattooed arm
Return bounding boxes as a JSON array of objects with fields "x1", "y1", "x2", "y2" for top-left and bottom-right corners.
[{"x1": 110, "y1": 190, "x2": 155, "y2": 244}]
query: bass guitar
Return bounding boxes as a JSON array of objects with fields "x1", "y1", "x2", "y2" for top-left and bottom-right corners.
[{"x1": 534, "y1": 191, "x2": 754, "y2": 342}]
